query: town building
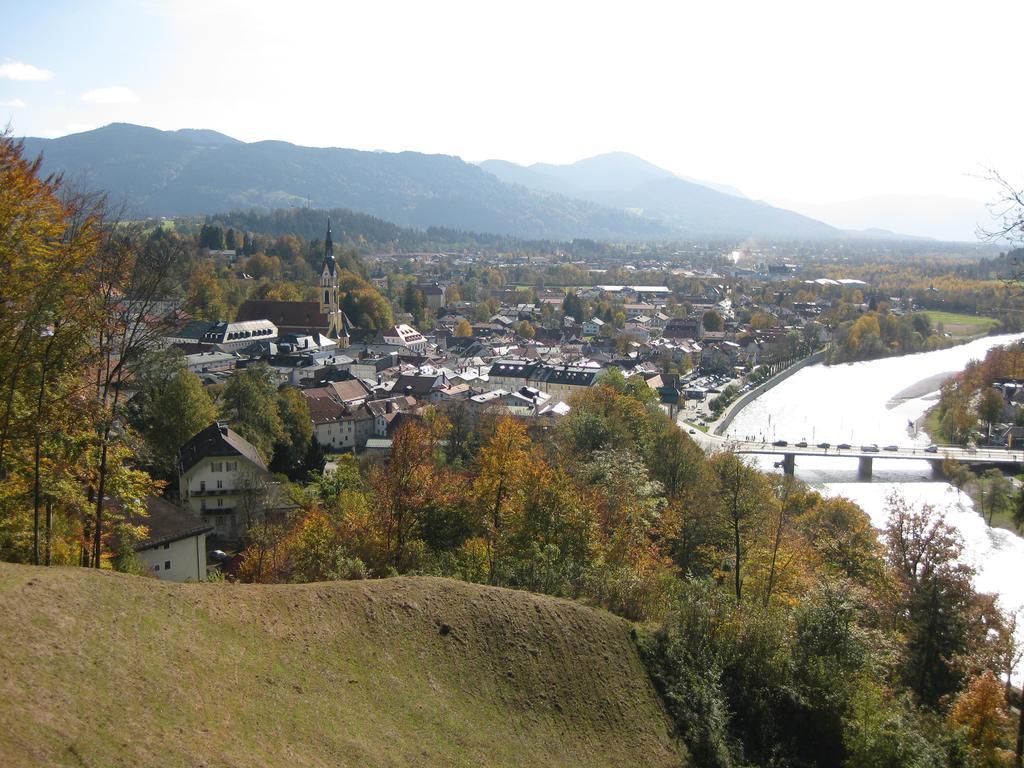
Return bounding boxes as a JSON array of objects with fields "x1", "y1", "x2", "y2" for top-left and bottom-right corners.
[{"x1": 178, "y1": 423, "x2": 270, "y2": 541}]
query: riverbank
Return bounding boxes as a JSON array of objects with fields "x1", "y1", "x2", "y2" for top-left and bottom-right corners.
[{"x1": 919, "y1": 402, "x2": 1023, "y2": 535}]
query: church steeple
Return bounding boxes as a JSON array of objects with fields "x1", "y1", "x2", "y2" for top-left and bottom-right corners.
[{"x1": 325, "y1": 217, "x2": 334, "y2": 259}]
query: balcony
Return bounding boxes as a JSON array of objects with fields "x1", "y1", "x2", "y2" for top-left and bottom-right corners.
[{"x1": 190, "y1": 487, "x2": 237, "y2": 497}]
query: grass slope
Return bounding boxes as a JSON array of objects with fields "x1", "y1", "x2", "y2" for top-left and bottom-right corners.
[{"x1": 0, "y1": 564, "x2": 685, "y2": 768}]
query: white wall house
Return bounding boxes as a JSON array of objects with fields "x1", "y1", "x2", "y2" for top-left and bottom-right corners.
[
  {"x1": 131, "y1": 496, "x2": 213, "y2": 582},
  {"x1": 381, "y1": 323, "x2": 428, "y2": 354},
  {"x1": 178, "y1": 423, "x2": 270, "y2": 541}
]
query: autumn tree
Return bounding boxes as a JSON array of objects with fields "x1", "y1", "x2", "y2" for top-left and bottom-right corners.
[
  {"x1": 471, "y1": 417, "x2": 531, "y2": 581},
  {"x1": 709, "y1": 451, "x2": 763, "y2": 601},
  {"x1": 368, "y1": 420, "x2": 438, "y2": 569},
  {"x1": 949, "y1": 670, "x2": 1013, "y2": 766},
  {"x1": 884, "y1": 494, "x2": 990, "y2": 706}
]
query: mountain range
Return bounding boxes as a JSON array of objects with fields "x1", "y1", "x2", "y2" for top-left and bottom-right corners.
[{"x1": 17, "y1": 122, "x2": 962, "y2": 242}]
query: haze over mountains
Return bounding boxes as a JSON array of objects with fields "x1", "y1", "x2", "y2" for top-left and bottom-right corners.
[{"x1": 18, "y1": 123, "x2": 981, "y2": 243}]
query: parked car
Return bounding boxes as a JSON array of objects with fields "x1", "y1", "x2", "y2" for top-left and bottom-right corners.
[
  {"x1": 688, "y1": 428, "x2": 696, "y2": 434},
  {"x1": 795, "y1": 440, "x2": 808, "y2": 448},
  {"x1": 883, "y1": 444, "x2": 898, "y2": 452},
  {"x1": 838, "y1": 443, "x2": 852, "y2": 450},
  {"x1": 817, "y1": 442, "x2": 830, "y2": 449},
  {"x1": 924, "y1": 444, "x2": 938, "y2": 453},
  {"x1": 773, "y1": 439, "x2": 788, "y2": 447},
  {"x1": 862, "y1": 444, "x2": 879, "y2": 452}
]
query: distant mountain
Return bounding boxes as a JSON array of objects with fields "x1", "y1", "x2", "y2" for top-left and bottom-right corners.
[
  {"x1": 480, "y1": 152, "x2": 839, "y2": 240},
  {"x1": 19, "y1": 124, "x2": 669, "y2": 241},
  {"x1": 771, "y1": 195, "x2": 992, "y2": 242}
]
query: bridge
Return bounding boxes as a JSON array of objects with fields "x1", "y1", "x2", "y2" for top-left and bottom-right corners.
[{"x1": 686, "y1": 429, "x2": 1024, "y2": 480}]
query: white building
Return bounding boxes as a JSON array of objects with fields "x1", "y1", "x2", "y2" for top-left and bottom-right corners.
[
  {"x1": 381, "y1": 323, "x2": 428, "y2": 354},
  {"x1": 178, "y1": 423, "x2": 270, "y2": 541},
  {"x1": 131, "y1": 496, "x2": 213, "y2": 582}
]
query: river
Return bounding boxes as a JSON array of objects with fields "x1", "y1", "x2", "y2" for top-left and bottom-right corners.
[{"x1": 724, "y1": 333, "x2": 1024, "y2": 679}]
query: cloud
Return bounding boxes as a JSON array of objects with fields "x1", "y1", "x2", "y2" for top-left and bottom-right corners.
[
  {"x1": 81, "y1": 86, "x2": 140, "y2": 104},
  {"x1": 0, "y1": 61, "x2": 55, "y2": 81},
  {"x1": 0, "y1": 98, "x2": 27, "y2": 108}
]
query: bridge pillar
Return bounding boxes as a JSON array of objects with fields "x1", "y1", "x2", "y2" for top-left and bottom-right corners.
[
  {"x1": 858, "y1": 456, "x2": 873, "y2": 480},
  {"x1": 782, "y1": 453, "x2": 795, "y2": 476},
  {"x1": 928, "y1": 459, "x2": 945, "y2": 479}
]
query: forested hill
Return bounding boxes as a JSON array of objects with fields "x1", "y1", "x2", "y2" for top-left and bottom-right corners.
[
  {"x1": 21, "y1": 123, "x2": 843, "y2": 242},
  {"x1": 19, "y1": 123, "x2": 670, "y2": 241},
  {"x1": 0, "y1": 564, "x2": 687, "y2": 768},
  {"x1": 479, "y1": 152, "x2": 842, "y2": 240}
]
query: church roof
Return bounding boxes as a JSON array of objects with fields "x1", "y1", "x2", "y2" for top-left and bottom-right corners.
[
  {"x1": 321, "y1": 218, "x2": 337, "y2": 277},
  {"x1": 237, "y1": 300, "x2": 330, "y2": 334}
]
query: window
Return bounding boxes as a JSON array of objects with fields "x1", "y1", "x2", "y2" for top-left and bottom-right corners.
[
  {"x1": 216, "y1": 480, "x2": 223, "y2": 489},
  {"x1": 217, "y1": 498, "x2": 223, "y2": 508},
  {"x1": 226, "y1": 461, "x2": 237, "y2": 472},
  {"x1": 164, "y1": 561, "x2": 171, "y2": 570},
  {"x1": 154, "y1": 564, "x2": 160, "y2": 572},
  {"x1": 163, "y1": 543, "x2": 169, "y2": 550}
]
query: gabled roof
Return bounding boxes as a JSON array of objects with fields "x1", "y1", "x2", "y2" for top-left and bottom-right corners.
[
  {"x1": 237, "y1": 300, "x2": 329, "y2": 333},
  {"x1": 178, "y1": 423, "x2": 267, "y2": 475},
  {"x1": 134, "y1": 496, "x2": 213, "y2": 550}
]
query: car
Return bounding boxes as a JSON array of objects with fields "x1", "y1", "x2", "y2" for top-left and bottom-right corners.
[
  {"x1": 773, "y1": 439, "x2": 788, "y2": 447},
  {"x1": 924, "y1": 444, "x2": 938, "y2": 453},
  {"x1": 688, "y1": 428, "x2": 696, "y2": 434},
  {"x1": 795, "y1": 440, "x2": 808, "y2": 448},
  {"x1": 862, "y1": 444, "x2": 879, "y2": 452},
  {"x1": 817, "y1": 442, "x2": 830, "y2": 449},
  {"x1": 838, "y1": 443, "x2": 852, "y2": 450},
  {"x1": 883, "y1": 444, "x2": 898, "y2": 452}
]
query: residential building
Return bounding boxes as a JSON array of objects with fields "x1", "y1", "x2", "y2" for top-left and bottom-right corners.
[
  {"x1": 131, "y1": 496, "x2": 213, "y2": 583},
  {"x1": 178, "y1": 423, "x2": 270, "y2": 541}
]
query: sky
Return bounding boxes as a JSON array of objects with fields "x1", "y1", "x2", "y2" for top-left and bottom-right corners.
[{"x1": 2, "y1": 0, "x2": 1023, "y2": 208}]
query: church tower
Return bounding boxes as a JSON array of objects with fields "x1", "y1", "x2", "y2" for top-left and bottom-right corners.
[
  {"x1": 319, "y1": 218, "x2": 338, "y2": 314},
  {"x1": 318, "y1": 219, "x2": 349, "y2": 345}
]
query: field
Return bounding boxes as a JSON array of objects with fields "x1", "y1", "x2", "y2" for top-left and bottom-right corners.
[
  {"x1": 923, "y1": 311, "x2": 999, "y2": 339},
  {"x1": 0, "y1": 564, "x2": 686, "y2": 768}
]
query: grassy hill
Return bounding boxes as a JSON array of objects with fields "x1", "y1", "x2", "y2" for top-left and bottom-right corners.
[{"x1": 0, "y1": 563, "x2": 686, "y2": 768}]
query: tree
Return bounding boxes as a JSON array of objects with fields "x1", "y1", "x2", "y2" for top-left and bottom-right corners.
[
  {"x1": 702, "y1": 310, "x2": 724, "y2": 332},
  {"x1": 270, "y1": 388, "x2": 314, "y2": 480},
  {"x1": 977, "y1": 468, "x2": 1014, "y2": 526},
  {"x1": 454, "y1": 318, "x2": 473, "y2": 337},
  {"x1": 884, "y1": 494, "x2": 987, "y2": 706},
  {"x1": 144, "y1": 368, "x2": 217, "y2": 477},
  {"x1": 368, "y1": 420, "x2": 437, "y2": 569},
  {"x1": 184, "y1": 262, "x2": 228, "y2": 320},
  {"x1": 220, "y1": 365, "x2": 284, "y2": 461},
  {"x1": 949, "y1": 670, "x2": 1012, "y2": 766},
  {"x1": 978, "y1": 386, "x2": 1005, "y2": 436},
  {"x1": 516, "y1": 320, "x2": 535, "y2": 339},
  {"x1": 709, "y1": 452, "x2": 763, "y2": 601},
  {"x1": 471, "y1": 418, "x2": 531, "y2": 581}
]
